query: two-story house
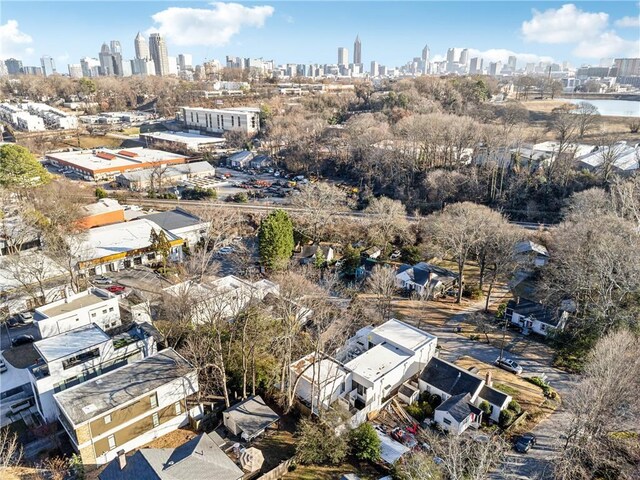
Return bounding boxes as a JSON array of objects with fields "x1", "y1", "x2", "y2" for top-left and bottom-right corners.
[
  {"x1": 29, "y1": 322, "x2": 158, "y2": 423},
  {"x1": 505, "y1": 297, "x2": 569, "y2": 337},
  {"x1": 33, "y1": 288, "x2": 121, "y2": 339},
  {"x1": 290, "y1": 319, "x2": 437, "y2": 425},
  {"x1": 54, "y1": 348, "x2": 198, "y2": 467}
]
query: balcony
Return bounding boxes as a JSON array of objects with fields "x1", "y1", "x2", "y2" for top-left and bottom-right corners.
[{"x1": 29, "y1": 362, "x2": 50, "y2": 379}]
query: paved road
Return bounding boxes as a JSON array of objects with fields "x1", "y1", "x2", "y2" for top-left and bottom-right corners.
[{"x1": 0, "y1": 323, "x2": 37, "y2": 351}]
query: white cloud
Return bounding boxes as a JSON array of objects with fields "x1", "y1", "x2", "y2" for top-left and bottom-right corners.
[
  {"x1": 283, "y1": 15, "x2": 294, "y2": 24},
  {"x1": 149, "y1": 2, "x2": 274, "y2": 47},
  {"x1": 521, "y1": 4, "x2": 608, "y2": 44},
  {"x1": 615, "y1": 16, "x2": 640, "y2": 28},
  {"x1": 574, "y1": 31, "x2": 640, "y2": 59},
  {"x1": 0, "y1": 20, "x2": 33, "y2": 60},
  {"x1": 467, "y1": 48, "x2": 554, "y2": 66}
]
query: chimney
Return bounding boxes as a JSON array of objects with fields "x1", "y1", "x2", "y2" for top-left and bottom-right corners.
[
  {"x1": 117, "y1": 449, "x2": 126, "y2": 470},
  {"x1": 485, "y1": 371, "x2": 493, "y2": 387}
]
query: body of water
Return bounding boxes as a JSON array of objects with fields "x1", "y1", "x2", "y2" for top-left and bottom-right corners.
[{"x1": 564, "y1": 98, "x2": 640, "y2": 118}]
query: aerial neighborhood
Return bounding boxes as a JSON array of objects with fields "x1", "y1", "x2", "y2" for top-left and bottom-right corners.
[{"x1": 1, "y1": 3, "x2": 639, "y2": 480}]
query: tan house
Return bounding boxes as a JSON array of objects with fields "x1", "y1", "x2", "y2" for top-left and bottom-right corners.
[{"x1": 54, "y1": 348, "x2": 198, "y2": 467}]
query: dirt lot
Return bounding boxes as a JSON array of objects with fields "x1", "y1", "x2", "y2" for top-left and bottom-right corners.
[
  {"x1": 138, "y1": 427, "x2": 198, "y2": 449},
  {"x1": 284, "y1": 460, "x2": 384, "y2": 480}
]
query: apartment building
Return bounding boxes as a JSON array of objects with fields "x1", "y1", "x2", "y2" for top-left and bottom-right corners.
[
  {"x1": 54, "y1": 348, "x2": 198, "y2": 466},
  {"x1": 181, "y1": 106, "x2": 260, "y2": 135},
  {"x1": 33, "y1": 288, "x2": 121, "y2": 339},
  {"x1": 29, "y1": 322, "x2": 158, "y2": 422},
  {"x1": 25, "y1": 103, "x2": 78, "y2": 129},
  {"x1": 0, "y1": 103, "x2": 45, "y2": 131}
]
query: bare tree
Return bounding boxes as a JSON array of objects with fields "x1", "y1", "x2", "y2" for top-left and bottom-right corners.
[
  {"x1": 592, "y1": 137, "x2": 629, "y2": 183},
  {"x1": 0, "y1": 427, "x2": 23, "y2": 468},
  {"x1": 289, "y1": 182, "x2": 348, "y2": 240},
  {"x1": 573, "y1": 101, "x2": 600, "y2": 138},
  {"x1": 366, "y1": 265, "x2": 397, "y2": 321},
  {"x1": 395, "y1": 450, "x2": 444, "y2": 480},
  {"x1": 364, "y1": 196, "x2": 408, "y2": 252}
]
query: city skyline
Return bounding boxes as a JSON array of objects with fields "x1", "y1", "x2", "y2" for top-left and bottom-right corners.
[{"x1": 1, "y1": 2, "x2": 639, "y2": 71}]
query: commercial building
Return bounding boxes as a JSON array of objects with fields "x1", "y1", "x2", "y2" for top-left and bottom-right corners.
[
  {"x1": 140, "y1": 130, "x2": 226, "y2": 153},
  {"x1": 54, "y1": 348, "x2": 198, "y2": 466},
  {"x1": 70, "y1": 218, "x2": 184, "y2": 275},
  {"x1": 40, "y1": 56, "x2": 56, "y2": 77},
  {"x1": 115, "y1": 160, "x2": 215, "y2": 191},
  {"x1": 353, "y1": 35, "x2": 362, "y2": 65},
  {"x1": 33, "y1": 288, "x2": 121, "y2": 339},
  {"x1": 78, "y1": 199, "x2": 126, "y2": 229},
  {"x1": 29, "y1": 322, "x2": 159, "y2": 422},
  {"x1": 68, "y1": 64, "x2": 83, "y2": 78},
  {"x1": 45, "y1": 147, "x2": 189, "y2": 181},
  {"x1": 338, "y1": 47, "x2": 349, "y2": 66},
  {"x1": 140, "y1": 208, "x2": 210, "y2": 248},
  {"x1": 181, "y1": 106, "x2": 260, "y2": 135},
  {"x1": 5, "y1": 58, "x2": 23, "y2": 75}
]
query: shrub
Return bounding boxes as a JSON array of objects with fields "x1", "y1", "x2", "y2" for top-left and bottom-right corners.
[
  {"x1": 295, "y1": 418, "x2": 348, "y2": 465},
  {"x1": 479, "y1": 400, "x2": 491, "y2": 416},
  {"x1": 508, "y1": 400, "x2": 522, "y2": 414},
  {"x1": 496, "y1": 302, "x2": 507, "y2": 319},
  {"x1": 349, "y1": 423, "x2": 381, "y2": 461},
  {"x1": 463, "y1": 283, "x2": 483, "y2": 300},
  {"x1": 428, "y1": 393, "x2": 442, "y2": 409},
  {"x1": 405, "y1": 401, "x2": 433, "y2": 422},
  {"x1": 94, "y1": 187, "x2": 107, "y2": 199},
  {"x1": 228, "y1": 192, "x2": 248, "y2": 203},
  {"x1": 499, "y1": 409, "x2": 515, "y2": 428}
]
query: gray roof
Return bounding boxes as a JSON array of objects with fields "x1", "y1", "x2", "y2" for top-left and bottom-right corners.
[
  {"x1": 224, "y1": 395, "x2": 279, "y2": 440},
  {"x1": 141, "y1": 209, "x2": 204, "y2": 232},
  {"x1": 120, "y1": 162, "x2": 214, "y2": 182},
  {"x1": 34, "y1": 324, "x2": 109, "y2": 363},
  {"x1": 507, "y1": 298, "x2": 559, "y2": 326},
  {"x1": 54, "y1": 348, "x2": 194, "y2": 426},
  {"x1": 436, "y1": 393, "x2": 482, "y2": 422},
  {"x1": 514, "y1": 240, "x2": 548, "y2": 257},
  {"x1": 479, "y1": 385, "x2": 510, "y2": 407},
  {"x1": 398, "y1": 262, "x2": 458, "y2": 287},
  {"x1": 99, "y1": 433, "x2": 243, "y2": 480},
  {"x1": 420, "y1": 357, "x2": 484, "y2": 398}
]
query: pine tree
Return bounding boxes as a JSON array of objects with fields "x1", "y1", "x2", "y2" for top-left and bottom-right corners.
[
  {"x1": 259, "y1": 209, "x2": 294, "y2": 270},
  {"x1": 0, "y1": 144, "x2": 51, "y2": 188}
]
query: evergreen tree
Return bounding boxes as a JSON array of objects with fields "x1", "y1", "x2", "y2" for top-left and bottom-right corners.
[
  {"x1": 349, "y1": 422, "x2": 381, "y2": 461},
  {"x1": 0, "y1": 144, "x2": 51, "y2": 188},
  {"x1": 259, "y1": 209, "x2": 294, "y2": 270}
]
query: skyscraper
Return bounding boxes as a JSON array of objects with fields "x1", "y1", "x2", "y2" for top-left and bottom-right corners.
[
  {"x1": 370, "y1": 60, "x2": 378, "y2": 76},
  {"x1": 80, "y1": 57, "x2": 101, "y2": 77},
  {"x1": 422, "y1": 44, "x2": 430, "y2": 62},
  {"x1": 99, "y1": 42, "x2": 114, "y2": 76},
  {"x1": 469, "y1": 57, "x2": 483, "y2": 75},
  {"x1": 446, "y1": 48, "x2": 456, "y2": 63},
  {"x1": 459, "y1": 49, "x2": 469, "y2": 66},
  {"x1": 68, "y1": 64, "x2": 83, "y2": 78},
  {"x1": 109, "y1": 41, "x2": 123, "y2": 76},
  {"x1": 5, "y1": 58, "x2": 23, "y2": 75},
  {"x1": 149, "y1": 33, "x2": 170, "y2": 76},
  {"x1": 338, "y1": 47, "x2": 348, "y2": 66},
  {"x1": 110, "y1": 40, "x2": 122, "y2": 54},
  {"x1": 40, "y1": 55, "x2": 56, "y2": 76},
  {"x1": 353, "y1": 35, "x2": 362, "y2": 65},
  {"x1": 135, "y1": 32, "x2": 150, "y2": 60},
  {"x1": 178, "y1": 54, "x2": 193, "y2": 71},
  {"x1": 507, "y1": 55, "x2": 517, "y2": 72}
]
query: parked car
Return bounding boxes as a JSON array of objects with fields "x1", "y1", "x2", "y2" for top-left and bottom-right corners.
[
  {"x1": 390, "y1": 250, "x2": 401, "y2": 260},
  {"x1": 18, "y1": 312, "x2": 33, "y2": 324},
  {"x1": 514, "y1": 433, "x2": 537, "y2": 453},
  {"x1": 218, "y1": 246, "x2": 234, "y2": 255},
  {"x1": 0, "y1": 359, "x2": 7, "y2": 374},
  {"x1": 495, "y1": 357, "x2": 523, "y2": 375},
  {"x1": 7, "y1": 317, "x2": 20, "y2": 328},
  {"x1": 94, "y1": 276, "x2": 113, "y2": 285},
  {"x1": 11, "y1": 334, "x2": 35, "y2": 347},
  {"x1": 106, "y1": 285, "x2": 126, "y2": 294}
]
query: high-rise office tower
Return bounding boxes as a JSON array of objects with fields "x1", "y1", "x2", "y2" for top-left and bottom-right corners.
[
  {"x1": 178, "y1": 54, "x2": 193, "y2": 71},
  {"x1": 370, "y1": 61, "x2": 378, "y2": 76},
  {"x1": 110, "y1": 40, "x2": 122, "y2": 54},
  {"x1": 508, "y1": 55, "x2": 517, "y2": 72},
  {"x1": 422, "y1": 44, "x2": 430, "y2": 62},
  {"x1": 134, "y1": 32, "x2": 150, "y2": 60},
  {"x1": 353, "y1": 35, "x2": 362, "y2": 65},
  {"x1": 469, "y1": 57, "x2": 483, "y2": 74},
  {"x1": 149, "y1": 33, "x2": 170, "y2": 76},
  {"x1": 109, "y1": 41, "x2": 123, "y2": 76},
  {"x1": 99, "y1": 42, "x2": 114, "y2": 75},
  {"x1": 80, "y1": 57, "x2": 100, "y2": 77},
  {"x1": 446, "y1": 48, "x2": 456, "y2": 63},
  {"x1": 338, "y1": 47, "x2": 348, "y2": 66},
  {"x1": 459, "y1": 49, "x2": 469, "y2": 66},
  {"x1": 68, "y1": 64, "x2": 83, "y2": 78},
  {"x1": 5, "y1": 58, "x2": 23, "y2": 75},
  {"x1": 40, "y1": 55, "x2": 56, "y2": 76}
]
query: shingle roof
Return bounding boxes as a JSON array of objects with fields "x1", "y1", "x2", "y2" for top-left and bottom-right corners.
[
  {"x1": 479, "y1": 385, "x2": 510, "y2": 407},
  {"x1": 141, "y1": 209, "x2": 204, "y2": 232},
  {"x1": 420, "y1": 357, "x2": 483, "y2": 398},
  {"x1": 436, "y1": 393, "x2": 482, "y2": 422},
  {"x1": 223, "y1": 395, "x2": 279, "y2": 440},
  {"x1": 99, "y1": 433, "x2": 243, "y2": 480},
  {"x1": 507, "y1": 298, "x2": 559, "y2": 326},
  {"x1": 514, "y1": 240, "x2": 549, "y2": 257}
]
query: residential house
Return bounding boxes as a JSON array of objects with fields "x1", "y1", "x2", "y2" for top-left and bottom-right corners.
[
  {"x1": 419, "y1": 357, "x2": 511, "y2": 432},
  {"x1": 29, "y1": 322, "x2": 159, "y2": 422},
  {"x1": 290, "y1": 319, "x2": 437, "y2": 425},
  {"x1": 395, "y1": 262, "x2": 458, "y2": 298},
  {"x1": 294, "y1": 243, "x2": 334, "y2": 265},
  {"x1": 505, "y1": 297, "x2": 568, "y2": 337},
  {"x1": 33, "y1": 288, "x2": 121, "y2": 339},
  {"x1": 576, "y1": 142, "x2": 640, "y2": 175},
  {"x1": 99, "y1": 432, "x2": 243, "y2": 480},
  {"x1": 434, "y1": 393, "x2": 482, "y2": 435},
  {"x1": 222, "y1": 395, "x2": 280, "y2": 441},
  {"x1": 54, "y1": 348, "x2": 198, "y2": 466},
  {"x1": 361, "y1": 246, "x2": 382, "y2": 260},
  {"x1": 514, "y1": 240, "x2": 549, "y2": 268},
  {"x1": 140, "y1": 208, "x2": 211, "y2": 248}
]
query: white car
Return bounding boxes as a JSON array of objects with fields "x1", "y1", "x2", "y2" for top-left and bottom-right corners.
[
  {"x1": 218, "y1": 246, "x2": 235, "y2": 255},
  {"x1": 93, "y1": 276, "x2": 113, "y2": 285},
  {"x1": 495, "y1": 357, "x2": 523, "y2": 375}
]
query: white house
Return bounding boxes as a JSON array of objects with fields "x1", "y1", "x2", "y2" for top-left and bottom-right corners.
[
  {"x1": 395, "y1": 262, "x2": 458, "y2": 298},
  {"x1": 505, "y1": 297, "x2": 568, "y2": 337},
  {"x1": 514, "y1": 240, "x2": 549, "y2": 268},
  {"x1": 419, "y1": 357, "x2": 511, "y2": 432},
  {"x1": 290, "y1": 319, "x2": 437, "y2": 424},
  {"x1": 33, "y1": 288, "x2": 121, "y2": 339},
  {"x1": 29, "y1": 322, "x2": 158, "y2": 422},
  {"x1": 434, "y1": 393, "x2": 482, "y2": 435}
]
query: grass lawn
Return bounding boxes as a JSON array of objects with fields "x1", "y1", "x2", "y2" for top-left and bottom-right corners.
[
  {"x1": 76, "y1": 135, "x2": 123, "y2": 149},
  {"x1": 121, "y1": 126, "x2": 141, "y2": 136},
  {"x1": 252, "y1": 429, "x2": 297, "y2": 472},
  {"x1": 284, "y1": 459, "x2": 385, "y2": 480}
]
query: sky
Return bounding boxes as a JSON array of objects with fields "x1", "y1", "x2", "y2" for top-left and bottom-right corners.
[{"x1": 1, "y1": 1, "x2": 639, "y2": 70}]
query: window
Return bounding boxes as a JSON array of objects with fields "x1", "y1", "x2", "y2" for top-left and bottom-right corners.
[
  {"x1": 152, "y1": 412, "x2": 160, "y2": 427},
  {"x1": 109, "y1": 307, "x2": 114, "y2": 312},
  {"x1": 62, "y1": 348, "x2": 100, "y2": 370},
  {"x1": 443, "y1": 418, "x2": 451, "y2": 425},
  {"x1": 353, "y1": 380, "x2": 367, "y2": 396},
  {"x1": 150, "y1": 393, "x2": 158, "y2": 409},
  {"x1": 174, "y1": 402, "x2": 182, "y2": 415},
  {"x1": 91, "y1": 312, "x2": 96, "y2": 318},
  {"x1": 107, "y1": 434, "x2": 116, "y2": 450},
  {"x1": 102, "y1": 309, "x2": 107, "y2": 314},
  {"x1": 231, "y1": 116, "x2": 234, "y2": 127},
  {"x1": 104, "y1": 414, "x2": 112, "y2": 424}
]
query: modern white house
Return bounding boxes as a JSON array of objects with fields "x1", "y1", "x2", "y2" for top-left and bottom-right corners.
[
  {"x1": 395, "y1": 262, "x2": 458, "y2": 299},
  {"x1": 181, "y1": 106, "x2": 260, "y2": 135},
  {"x1": 505, "y1": 297, "x2": 569, "y2": 337},
  {"x1": 33, "y1": 288, "x2": 121, "y2": 339},
  {"x1": 419, "y1": 357, "x2": 511, "y2": 433},
  {"x1": 290, "y1": 319, "x2": 437, "y2": 425},
  {"x1": 28, "y1": 322, "x2": 159, "y2": 422},
  {"x1": 54, "y1": 348, "x2": 199, "y2": 466},
  {"x1": 140, "y1": 208, "x2": 211, "y2": 248}
]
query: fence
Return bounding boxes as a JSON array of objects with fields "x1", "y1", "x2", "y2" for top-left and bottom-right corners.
[{"x1": 257, "y1": 458, "x2": 295, "y2": 480}]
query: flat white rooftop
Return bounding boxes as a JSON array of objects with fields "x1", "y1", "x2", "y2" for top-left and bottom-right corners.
[
  {"x1": 345, "y1": 342, "x2": 410, "y2": 383},
  {"x1": 141, "y1": 131, "x2": 226, "y2": 146},
  {"x1": 81, "y1": 198, "x2": 123, "y2": 217},
  {"x1": 291, "y1": 353, "x2": 348, "y2": 387},
  {"x1": 371, "y1": 318, "x2": 436, "y2": 352},
  {"x1": 34, "y1": 324, "x2": 109, "y2": 363},
  {"x1": 72, "y1": 218, "x2": 181, "y2": 262},
  {"x1": 46, "y1": 147, "x2": 187, "y2": 173}
]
